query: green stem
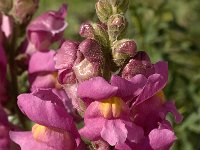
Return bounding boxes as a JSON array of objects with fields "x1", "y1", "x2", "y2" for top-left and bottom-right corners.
[{"x1": 5, "y1": 22, "x2": 27, "y2": 129}]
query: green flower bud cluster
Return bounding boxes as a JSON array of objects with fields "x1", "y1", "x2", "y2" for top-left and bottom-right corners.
[
  {"x1": 95, "y1": 0, "x2": 138, "y2": 69},
  {"x1": 96, "y1": 0, "x2": 129, "y2": 43}
]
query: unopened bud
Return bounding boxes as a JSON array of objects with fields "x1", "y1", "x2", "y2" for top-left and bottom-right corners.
[
  {"x1": 107, "y1": 14, "x2": 127, "y2": 42},
  {"x1": 122, "y1": 51, "x2": 154, "y2": 80},
  {"x1": 78, "y1": 39, "x2": 103, "y2": 66},
  {"x1": 108, "y1": 0, "x2": 129, "y2": 14},
  {"x1": 79, "y1": 22, "x2": 94, "y2": 38},
  {"x1": 92, "y1": 23, "x2": 109, "y2": 48},
  {"x1": 0, "y1": 0, "x2": 12, "y2": 14},
  {"x1": 10, "y1": 0, "x2": 39, "y2": 23},
  {"x1": 112, "y1": 39, "x2": 137, "y2": 66},
  {"x1": 95, "y1": 0, "x2": 112, "y2": 23},
  {"x1": 80, "y1": 22, "x2": 109, "y2": 48}
]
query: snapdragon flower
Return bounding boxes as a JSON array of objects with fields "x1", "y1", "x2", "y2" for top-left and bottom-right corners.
[
  {"x1": 27, "y1": 4, "x2": 67, "y2": 51},
  {"x1": 78, "y1": 58, "x2": 182, "y2": 149},
  {"x1": 10, "y1": 89, "x2": 85, "y2": 150}
]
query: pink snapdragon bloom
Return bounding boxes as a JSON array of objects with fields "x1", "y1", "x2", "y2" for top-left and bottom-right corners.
[
  {"x1": 78, "y1": 75, "x2": 147, "y2": 146},
  {"x1": 78, "y1": 60, "x2": 182, "y2": 149},
  {"x1": 28, "y1": 50, "x2": 76, "y2": 116},
  {"x1": 0, "y1": 46, "x2": 7, "y2": 104},
  {"x1": 27, "y1": 4, "x2": 67, "y2": 51},
  {"x1": 115, "y1": 61, "x2": 183, "y2": 149},
  {"x1": 10, "y1": 89, "x2": 85, "y2": 150}
]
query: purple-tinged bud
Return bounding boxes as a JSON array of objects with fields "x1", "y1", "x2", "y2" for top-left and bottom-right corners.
[
  {"x1": 73, "y1": 39, "x2": 103, "y2": 81},
  {"x1": 78, "y1": 39, "x2": 103, "y2": 66},
  {"x1": 95, "y1": 0, "x2": 112, "y2": 23},
  {"x1": 0, "y1": 0, "x2": 12, "y2": 14},
  {"x1": 79, "y1": 22, "x2": 94, "y2": 38},
  {"x1": 112, "y1": 39, "x2": 137, "y2": 66},
  {"x1": 80, "y1": 22, "x2": 109, "y2": 48},
  {"x1": 10, "y1": 0, "x2": 39, "y2": 23},
  {"x1": 122, "y1": 51, "x2": 154, "y2": 80},
  {"x1": 107, "y1": 14, "x2": 127, "y2": 42}
]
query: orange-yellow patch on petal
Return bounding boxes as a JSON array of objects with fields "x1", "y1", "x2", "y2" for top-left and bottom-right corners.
[
  {"x1": 99, "y1": 97, "x2": 124, "y2": 119},
  {"x1": 52, "y1": 72, "x2": 62, "y2": 89},
  {"x1": 32, "y1": 124, "x2": 48, "y2": 141},
  {"x1": 156, "y1": 90, "x2": 165, "y2": 103}
]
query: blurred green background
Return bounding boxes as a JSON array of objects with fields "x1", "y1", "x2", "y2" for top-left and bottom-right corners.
[{"x1": 37, "y1": 0, "x2": 200, "y2": 149}]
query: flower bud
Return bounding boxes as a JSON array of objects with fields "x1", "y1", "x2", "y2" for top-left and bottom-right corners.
[
  {"x1": 0, "y1": 0, "x2": 12, "y2": 14},
  {"x1": 92, "y1": 23, "x2": 109, "y2": 48},
  {"x1": 108, "y1": 0, "x2": 129, "y2": 14},
  {"x1": 107, "y1": 14, "x2": 127, "y2": 41},
  {"x1": 10, "y1": 0, "x2": 39, "y2": 23},
  {"x1": 122, "y1": 51, "x2": 154, "y2": 80},
  {"x1": 80, "y1": 22, "x2": 109, "y2": 49},
  {"x1": 79, "y1": 22, "x2": 94, "y2": 38},
  {"x1": 78, "y1": 39, "x2": 103, "y2": 66},
  {"x1": 113, "y1": 39, "x2": 137, "y2": 55},
  {"x1": 95, "y1": 0, "x2": 112, "y2": 23},
  {"x1": 112, "y1": 39, "x2": 137, "y2": 66}
]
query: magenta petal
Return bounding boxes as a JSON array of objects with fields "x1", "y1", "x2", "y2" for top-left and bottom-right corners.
[
  {"x1": 17, "y1": 89, "x2": 74, "y2": 131},
  {"x1": 126, "y1": 123, "x2": 144, "y2": 143},
  {"x1": 10, "y1": 131, "x2": 54, "y2": 150},
  {"x1": 30, "y1": 74, "x2": 56, "y2": 91},
  {"x1": 78, "y1": 77, "x2": 118, "y2": 101},
  {"x1": 0, "y1": 125, "x2": 9, "y2": 150},
  {"x1": 149, "y1": 128, "x2": 176, "y2": 150},
  {"x1": 79, "y1": 102, "x2": 105, "y2": 140},
  {"x1": 111, "y1": 75, "x2": 146, "y2": 100},
  {"x1": 54, "y1": 40, "x2": 78, "y2": 70},
  {"x1": 130, "y1": 74, "x2": 147, "y2": 95},
  {"x1": 163, "y1": 101, "x2": 183, "y2": 123},
  {"x1": 135, "y1": 61, "x2": 168, "y2": 105},
  {"x1": 101, "y1": 119, "x2": 128, "y2": 146},
  {"x1": 29, "y1": 51, "x2": 56, "y2": 74},
  {"x1": 57, "y1": 69, "x2": 76, "y2": 84}
]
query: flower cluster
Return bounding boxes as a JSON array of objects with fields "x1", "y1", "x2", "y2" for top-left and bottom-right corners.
[{"x1": 0, "y1": 0, "x2": 182, "y2": 150}]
